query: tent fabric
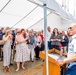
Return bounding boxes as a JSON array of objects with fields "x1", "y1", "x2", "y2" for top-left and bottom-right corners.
[
  {"x1": 0, "y1": 0, "x2": 75, "y2": 29},
  {"x1": 0, "y1": 0, "x2": 49, "y2": 28},
  {"x1": 28, "y1": 0, "x2": 75, "y2": 22}
]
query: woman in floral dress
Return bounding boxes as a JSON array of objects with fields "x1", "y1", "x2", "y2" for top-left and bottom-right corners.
[{"x1": 14, "y1": 29, "x2": 30, "y2": 71}]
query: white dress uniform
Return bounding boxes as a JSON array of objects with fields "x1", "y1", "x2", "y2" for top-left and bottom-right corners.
[
  {"x1": 64, "y1": 34, "x2": 76, "y2": 75},
  {"x1": 68, "y1": 34, "x2": 76, "y2": 57}
]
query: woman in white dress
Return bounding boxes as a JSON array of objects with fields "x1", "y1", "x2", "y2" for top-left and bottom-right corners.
[
  {"x1": 14, "y1": 29, "x2": 30, "y2": 71},
  {"x1": 3, "y1": 29, "x2": 12, "y2": 72}
]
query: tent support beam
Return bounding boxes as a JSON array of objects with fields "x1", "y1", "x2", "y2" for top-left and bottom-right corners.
[
  {"x1": 11, "y1": 6, "x2": 38, "y2": 28},
  {"x1": 0, "y1": 0, "x2": 11, "y2": 12}
]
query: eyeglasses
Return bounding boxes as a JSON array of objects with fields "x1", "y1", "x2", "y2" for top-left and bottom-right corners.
[{"x1": 68, "y1": 27, "x2": 73, "y2": 30}]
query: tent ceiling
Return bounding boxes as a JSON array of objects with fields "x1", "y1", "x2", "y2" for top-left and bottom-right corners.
[
  {"x1": 0, "y1": 0, "x2": 75, "y2": 29},
  {"x1": 0, "y1": 0, "x2": 50, "y2": 28},
  {"x1": 29, "y1": 0, "x2": 76, "y2": 22},
  {"x1": 0, "y1": 0, "x2": 9, "y2": 11}
]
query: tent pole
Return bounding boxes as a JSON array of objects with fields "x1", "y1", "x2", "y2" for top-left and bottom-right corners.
[{"x1": 43, "y1": 0, "x2": 48, "y2": 75}]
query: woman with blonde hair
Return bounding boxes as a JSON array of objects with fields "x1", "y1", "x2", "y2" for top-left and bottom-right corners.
[{"x1": 3, "y1": 29, "x2": 12, "y2": 72}]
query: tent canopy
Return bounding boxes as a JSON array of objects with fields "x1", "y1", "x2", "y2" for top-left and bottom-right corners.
[
  {"x1": 0, "y1": 0, "x2": 75, "y2": 29},
  {"x1": 0, "y1": 0, "x2": 50, "y2": 29},
  {"x1": 28, "y1": 0, "x2": 75, "y2": 21}
]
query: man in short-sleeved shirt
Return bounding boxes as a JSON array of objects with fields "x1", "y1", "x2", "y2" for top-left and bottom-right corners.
[
  {"x1": 68, "y1": 34, "x2": 76, "y2": 57},
  {"x1": 56, "y1": 23, "x2": 76, "y2": 75}
]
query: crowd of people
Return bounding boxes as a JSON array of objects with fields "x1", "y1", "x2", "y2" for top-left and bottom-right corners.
[
  {"x1": 0, "y1": 27, "x2": 44, "y2": 72},
  {"x1": 0, "y1": 26, "x2": 70, "y2": 73},
  {"x1": 47, "y1": 26, "x2": 69, "y2": 54}
]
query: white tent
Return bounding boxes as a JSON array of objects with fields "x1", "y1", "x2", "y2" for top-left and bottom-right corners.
[
  {"x1": 0, "y1": 0, "x2": 75, "y2": 29},
  {"x1": 0, "y1": 0, "x2": 50, "y2": 29},
  {"x1": 28, "y1": 0, "x2": 75, "y2": 21},
  {"x1": 0, "y1": 1, "x2": 75, "y2": 75}
]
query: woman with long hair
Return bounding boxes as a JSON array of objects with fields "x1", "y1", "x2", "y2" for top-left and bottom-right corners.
[
  {"x1": 14, "y1": 29, "x2": 30, "y2": 71},
  {"x1": 51, "y1": 28, "x2": 62, "y2": 50},
  {"x1": 3, "y1": 29, "x2": 12, "y2": 72}
]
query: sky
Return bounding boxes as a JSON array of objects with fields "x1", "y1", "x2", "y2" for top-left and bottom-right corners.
[{"x1": 55, "y1": 0, "x2": 76, "y2": 17}]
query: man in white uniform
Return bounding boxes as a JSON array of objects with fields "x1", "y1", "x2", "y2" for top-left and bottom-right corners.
[{"x1": 56, "y1": 23, "x2": 76, "y2": 75}]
